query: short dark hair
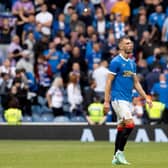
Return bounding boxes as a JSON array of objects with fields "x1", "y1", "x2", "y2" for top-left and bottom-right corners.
[{"x1": 118, "y1": 35, "x2": 131, "y2": 44}]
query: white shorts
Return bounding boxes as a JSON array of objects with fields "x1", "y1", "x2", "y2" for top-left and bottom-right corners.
[{"x1": 111, "y1": 100, "x2": 133, "y2": 123}]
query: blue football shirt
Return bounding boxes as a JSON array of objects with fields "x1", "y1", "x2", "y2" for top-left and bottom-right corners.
[{"x1": 109, "y1": 54, "x2": 136, "y2": 102}]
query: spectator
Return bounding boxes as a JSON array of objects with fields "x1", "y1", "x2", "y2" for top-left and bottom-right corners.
[
  {"x1": 131, "y1": 95, "x2": 144, "y2": 125},
  {"x1": 102, "y1": 33, "x2": 117, "y2": 61},
  {"x1": 70, "y1": 12, "x2": 86, "y2": 33},
  {"x1": 148, "y1": 4, "x2": 165, "y2": 31},
  {"x1": 43, "y1": 41, "x2": 62, "y2": 76},
  {"x1": 35, "y1": 55, "x2": 52, "y2": 97},
  {"x1": 145, "y1": 93, "x2": 165, "y2": 124},
  {"x1": 92, "y1": 60, "x2": 109, "y2": 102},
  {"x1": 34, "y1": 0, "x2": 44, "y2": 14},
  {"x1": 4, "y1": 96, "x2": 22, "y2": 125},
  {"x1": 52, "y1": 13, "x2": 70, "y2": 37},
  {"x1": 145, "y1": 64, "x2": 161, "y2": 94},
  {"x1": 67, "y1": 46, "x2": 87, "y2": 75},
  {"x1": 111, "y1": 0, "x2": 130, "y2": 22},
  {"x1": 75, "y1": 33, "x2": 86, "y2": 58},
  {"x1": 102, "y1": 0, "x2": 117, "y2": 15},
  {"x1": 46, "y1": 77, "x2": 64, "y2": 117},
  {"x1": 136, "y1": 14, "x2": 149, "y2": 41},
  {"x1": 86, "y1": 95, "x2": 106, "y2": 125},
  {"x1": 76, "y1": 0, "x2": 95, "y2": 26},
  {"x1": 146, "y1": 47, "x2": 166, "y2": 70},
  {"x1": 151, "y1": 74, "x2": 168, "y2": 123},
  {"x1": 64, "y1": 0, "x2": 79, "y2": 15},
  {"x1": 162, "y1": 17, "x2": 168, "y2": 43},
  {"x1": 12, "y1": 0, "x2": 35, "y2": 37},
  {"x1": 7, "y1": 35, "x2": 22, "y2": 64},
  {"x1": 93, "y1": 7, "x2": 109, "y2": 40},
  {"x1": 35, "y1": 3, "x2": 53, "y2": 36},
  {"x1": 67, "y1": 73, "x2": 83, "y2": 116},
  {"x1": 111, "y1": 13, "x2": 125, "y2": 40},
  {"x1": 22, "y1": 14, "x2": 36, "y2": 42},
  {"x1": 23, "y1": 31, "x2": 36, "y2": 64},
  {"x1": 85, "y1": 42, "x2": 102, "y2": 72},
  {"x1": 0, "y1": 59, "x2": 16, "y2": 78},
  {"x1": 16, "y1": 50, "x2": 34, "y2": 74}
]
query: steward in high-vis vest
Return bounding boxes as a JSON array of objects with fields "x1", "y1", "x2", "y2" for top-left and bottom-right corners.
[
  {"x1": 4, "y1": 96, "x2": 22, "y2": 125},
  {"x1": 86, "y1": 96, "x2": 107, "y2": 125},
  {"x1": 4, "y1": 108, "x2": 22, "y2": 125},
  {"x1": 145, "y1": 94, "x2": 165, "y2": 122}
]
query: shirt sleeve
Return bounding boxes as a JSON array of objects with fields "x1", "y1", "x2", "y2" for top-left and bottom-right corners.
[{"x1": 109, "y1": 59, "x2": 119, "y2": 75}]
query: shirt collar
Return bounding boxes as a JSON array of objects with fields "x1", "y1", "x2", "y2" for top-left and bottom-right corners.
[{"x1": 119, "y1": 53, "x2": 129, "y2": 62}]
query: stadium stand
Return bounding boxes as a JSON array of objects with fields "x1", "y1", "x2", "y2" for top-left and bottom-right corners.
[{"x1": 0, "y1": 0, "x2": 168, "y2": 124}]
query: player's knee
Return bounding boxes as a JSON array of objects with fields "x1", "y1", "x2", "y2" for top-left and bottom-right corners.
[{"x1": 125, "y1": 122, "x2": 135, "y2": 129}]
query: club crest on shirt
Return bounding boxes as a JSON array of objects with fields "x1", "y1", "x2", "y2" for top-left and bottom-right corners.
[{"x1": 123, "y1": 71, "x2": 134, "y2": 77}]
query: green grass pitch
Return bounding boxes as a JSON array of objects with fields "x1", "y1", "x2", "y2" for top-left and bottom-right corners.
[{"x1": 0, "y1": 141, "x2": 167, "y2": 168}]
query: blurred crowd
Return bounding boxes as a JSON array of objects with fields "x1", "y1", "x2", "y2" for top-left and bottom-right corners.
[{"x1": 0, "y1": 0, "x2": 168, "y2": 124}]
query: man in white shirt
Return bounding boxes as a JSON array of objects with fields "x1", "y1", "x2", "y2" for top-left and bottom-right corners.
[
  {"x1": 92, "y1": 60, "x2": 109, "y2": 101},
  {"x1": 35, "y1": 3, "x2": 53, "y2": 35}
]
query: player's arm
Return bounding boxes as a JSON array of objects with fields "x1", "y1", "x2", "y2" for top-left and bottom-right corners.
[
  {"x1": 133, "y1": 75, "x2": 152, "y2": 107},
  {"x1": 104, "y1": 73, "x2": 115, "y2": 113}
]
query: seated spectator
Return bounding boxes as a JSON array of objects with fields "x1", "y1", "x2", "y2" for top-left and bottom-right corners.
[
  {"x1": 65, "y1": 6, "x2": 75, "y2": 25},
  {"x1": 86, "y1": 95, "x2": 106, "y2": 125},
  {"x1": 92, "y1": 60, "x2": 109, "y2": 102},
  {"x1": 46, "y1": 77, "x2": 64, "y2": 117},
  {"x1": 35, "y1": 3, "x2": 53, "y2": 36},
  {"x1": 67, "y1": 73, "x2": 83, "y2": 117},
  {"x1": 4, "y1": 96, "x2": 22, "y2": 125},
  {"x1": 145, "y1": 94, "x2": 165, "y2": 124},
  {"x1": 64, "y1": 0, "x2": 79, "y2": 15},
  {"x1": 35, "y1": 55, "x2": 52, "y2": 97},
  {"x1": 7, "y1": 35, "x2": 22, "y2": 64}
]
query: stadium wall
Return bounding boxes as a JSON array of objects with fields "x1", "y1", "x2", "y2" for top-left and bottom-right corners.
[{"x1": 0, "y1": 123, "x2": 167, "y2": 142}]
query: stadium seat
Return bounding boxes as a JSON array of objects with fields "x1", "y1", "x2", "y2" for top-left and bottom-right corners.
[
  {"x1": 32, "y1": 113, "x2": 41, "y2": 122},
  {"x1": 70, "y1": 116, "x2": 86, "y2": 122},
  {"x1": 31, "y1": 105, "x2": 42, "y2": 114},
  {"x1": 41, "y1": 105, "x2": 53, "y2": 114},
  {"x1": 22, "y1": 116, "x2": 32, "y2": 122},
  {"x1": 40, "y1": 113, "x2": 54, "y2": 122},
  {"x1": 38, "y1": 96, "x2": 47, "y2": 106},
  {"x1": 54, "y1": 116, "x2": 70, "y2": 122}
]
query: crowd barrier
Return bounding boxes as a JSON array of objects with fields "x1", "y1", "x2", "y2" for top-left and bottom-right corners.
[{"x1": 0, "y1": 123, "x2": 168, "y2": 142}]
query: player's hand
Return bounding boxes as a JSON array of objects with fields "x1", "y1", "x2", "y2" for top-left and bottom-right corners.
[
  {"x1": 146, "y1": 98, "x2": 152, "y2": 108},
  {"x1": 103, "y1": 102, "x2": 110, "y2": 114}
]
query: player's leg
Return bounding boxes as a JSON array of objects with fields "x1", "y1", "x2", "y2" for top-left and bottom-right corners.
[{"x1": 115, "y1": 101, "x2": 135, "y2": 164}]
